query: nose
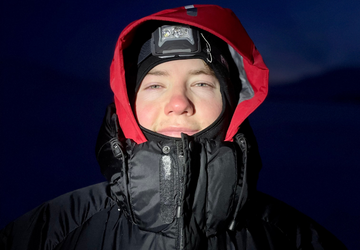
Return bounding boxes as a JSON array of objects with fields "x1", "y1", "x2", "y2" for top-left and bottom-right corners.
[{"x1": 164, "y1": 90, "x2": 194, "y2": 116}]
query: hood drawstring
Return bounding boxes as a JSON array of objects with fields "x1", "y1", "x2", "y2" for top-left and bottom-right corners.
[{"x1": 229, "y1": 133, "x2": 249, "y2": 230}]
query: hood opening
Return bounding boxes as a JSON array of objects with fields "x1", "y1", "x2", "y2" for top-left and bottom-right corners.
[{"x1": 110, "y1": 5, "x2": 268, "y2": 144}]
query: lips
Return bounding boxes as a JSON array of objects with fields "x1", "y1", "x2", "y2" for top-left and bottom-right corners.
[{"x1": 156, "y1": 127, "x2": 199, "y2": 137}]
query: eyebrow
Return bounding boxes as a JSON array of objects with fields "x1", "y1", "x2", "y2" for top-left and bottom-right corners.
[
  {"x1": 147, "y1": 66, "x2": 215, "y2": 77},
  {"x1": 189, "y1": 68, "x2": 215, "y2": 76},
  {"x1": 147, "y1": 70, "x2": 169, "y2": 76}
]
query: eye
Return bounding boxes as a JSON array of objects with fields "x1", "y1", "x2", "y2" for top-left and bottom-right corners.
[
  {"x1": 193, "y1": 82, "x2": 214, "y2": 88},
  {"x1": 145, "y1": 84, "x2": 163, "y2": 90}
]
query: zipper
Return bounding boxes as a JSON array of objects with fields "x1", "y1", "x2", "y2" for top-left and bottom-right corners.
[
  {"x1": 176, "y1": 140, "x2": 185, "y2": 250},
  {"x1": 229, "y1": 133, "x2": 248, "y2": 230}
]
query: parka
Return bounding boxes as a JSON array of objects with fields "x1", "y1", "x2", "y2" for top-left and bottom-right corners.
[{"x1": 0, "y1": 4, "x2": 347, "y2": 250}]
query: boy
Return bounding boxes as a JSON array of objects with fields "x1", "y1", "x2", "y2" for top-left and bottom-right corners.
[{"x1": 0, "y1": 4, "x2": 346, "y2": 250}]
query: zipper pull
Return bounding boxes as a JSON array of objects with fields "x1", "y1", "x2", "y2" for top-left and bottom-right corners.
[{"x1": 177, "y1": 205, "x2": 181, "y2": 218}]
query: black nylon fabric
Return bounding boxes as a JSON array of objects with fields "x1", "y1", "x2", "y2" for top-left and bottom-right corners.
[
  {"x1": 0, "y1": 184, "x2": 347, "y2": 250},
  {"x1": 105, "y1": 132, "x2": 245, "y2": 239}
]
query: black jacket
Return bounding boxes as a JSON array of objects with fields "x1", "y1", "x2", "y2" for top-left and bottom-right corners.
[
  {"x1": 0, "y1": 182, "x2": 346, "y2": 249},
  {"x1": 0, "y1": 122, "x2": 346, "y2": 249}
]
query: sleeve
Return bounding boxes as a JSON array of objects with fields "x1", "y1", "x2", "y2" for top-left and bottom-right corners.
[
  {"x1": 1, "y1": 202, "x2": 54, "y2": 250},
  {"x1": 0, "y1": 182, "x2": 115, "y2": 250},
  {"x1": 239, "y1": 191, "x2": 348, "y2": 250}
]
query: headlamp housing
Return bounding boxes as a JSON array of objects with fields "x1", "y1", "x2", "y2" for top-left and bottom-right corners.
[{"x1": 151, "y1": 25, "x2": 201, "y2": 58}]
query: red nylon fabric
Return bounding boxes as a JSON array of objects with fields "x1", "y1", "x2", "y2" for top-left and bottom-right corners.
[{"x1": 110, "y1": 4, "x2": 269, "y2": 144}]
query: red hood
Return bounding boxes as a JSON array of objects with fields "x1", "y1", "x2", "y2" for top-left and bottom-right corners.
[{"x1": 110, "y1": 4, "x2": 268, "y2": 144}]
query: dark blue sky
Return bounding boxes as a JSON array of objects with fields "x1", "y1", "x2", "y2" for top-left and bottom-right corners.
[
  {"x1": 2, "y1": 0, "x2": 360, "y2": 83},
  {"x1": 1, "y1": 1, "x2": 360, "y2": 249}
]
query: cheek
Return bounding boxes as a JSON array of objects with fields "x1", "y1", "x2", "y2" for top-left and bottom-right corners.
[
  {"x1": 197, "y1": 94, "x2": 223, "y2": 126},
  {"x1": 205, "y1": 93, "x2": 223, "y2": 122},
  {"x1": 207, "y1": 101, "x2": 222, "y2": 120},
  {"x1": 135, "y1": 100, "x2": 158, "y2": 129}
]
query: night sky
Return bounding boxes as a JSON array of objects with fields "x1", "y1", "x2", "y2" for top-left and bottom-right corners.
[{"x1": 1, "y1": 1, "x2": 360, "y2": 249}]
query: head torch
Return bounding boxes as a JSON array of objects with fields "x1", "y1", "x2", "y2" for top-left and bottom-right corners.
[
  {"x1": 137, "y1": 25, "x2": 203, "y2": 64},
  {"x1": 152, "y1": 25, "x2": 201, "y2": 57}
]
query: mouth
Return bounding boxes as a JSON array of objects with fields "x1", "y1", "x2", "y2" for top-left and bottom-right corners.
[{"x1": 156, "y1": 127, "x2": 199, "y2": 137}]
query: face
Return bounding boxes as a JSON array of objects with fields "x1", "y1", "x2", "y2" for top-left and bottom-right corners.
[{"x1": 135, "y1": 59, "x2": 223, "y2": 138}]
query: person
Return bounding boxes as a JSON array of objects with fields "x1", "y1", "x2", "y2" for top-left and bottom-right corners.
[{"x1": 0, "y1": 4, "x2": 346, "y2": 250}]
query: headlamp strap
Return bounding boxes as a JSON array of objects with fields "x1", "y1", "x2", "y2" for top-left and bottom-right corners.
[{"x1": 201, "y1": 33, "x2": 212, "y2": 63}]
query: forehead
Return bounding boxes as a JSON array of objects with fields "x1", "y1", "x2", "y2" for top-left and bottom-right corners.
[{"x1": 147, "y1": 58, "x2": 215, "y2": 75}]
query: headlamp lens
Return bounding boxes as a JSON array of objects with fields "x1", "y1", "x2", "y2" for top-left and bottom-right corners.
[
  {"x1": 149, "y1": 25, "x2": 201, "y2": 57},
  {"x1": 159, "y1": 25, "x2": 194, "y2": 45}
]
